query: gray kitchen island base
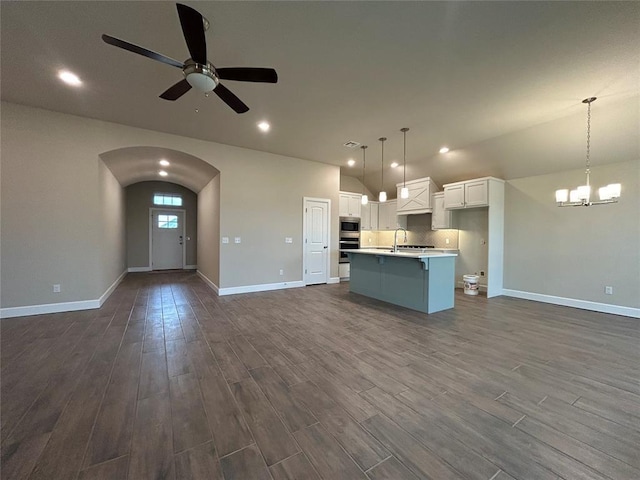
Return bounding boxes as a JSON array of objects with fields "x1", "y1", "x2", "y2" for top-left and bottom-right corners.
[{"x1": 349, "y1": 251, "x2": 456, "y2": 314}]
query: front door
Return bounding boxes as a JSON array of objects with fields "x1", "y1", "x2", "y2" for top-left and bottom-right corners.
[
  {"x1": 151, "y1": 209, "x2": 185, "y2": 270},
  {"x1": 303, "y1": 198, "x2": 329, "y2": 285}
]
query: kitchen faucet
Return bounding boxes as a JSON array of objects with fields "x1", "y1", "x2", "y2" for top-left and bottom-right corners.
[{"x1": 393, "y1": 227, "x2": 407, "y2": 252}]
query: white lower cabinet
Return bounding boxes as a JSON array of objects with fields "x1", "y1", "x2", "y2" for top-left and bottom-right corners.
[{"x1": 339, "y1": 263, "x2": 350, "y2": 280}]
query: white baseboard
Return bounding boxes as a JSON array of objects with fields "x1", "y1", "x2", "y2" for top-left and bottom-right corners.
[
  {"x1": 328, "y1": 277, "x2": 340, "y2": 284},
  {"x1": 128, "y1": 266, "x2": 151, "y2": 273},
  {"x1": 1, "y1": 299, "x2": 100, "y2": 319},
  {"x1": 99, "y1": 270, "x2": 127, "y2": 306},
  {"x1": 1, "y1": 270, "x2": 127, "y2": 319},
  {"x1": 197, "y1": 270, "x2": 219, "y2": 294},
  {"x1": 219, "y1": 281, "x2": 305, "y2": 296},
  {"x1": 502, "y1": 289, "x2": 640, "y2": 319}
]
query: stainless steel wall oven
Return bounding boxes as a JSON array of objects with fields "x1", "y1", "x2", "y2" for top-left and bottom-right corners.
[{"x1": 339, "y1": 216, "x2": 360, "y2": 264}]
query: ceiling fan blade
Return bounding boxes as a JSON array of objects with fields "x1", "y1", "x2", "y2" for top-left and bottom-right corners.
[
  {"x1": 176, "y1": 3, "x2": 207, "y2": 65},
  {"x1": 214, "y1": 83, "x2": 249, "y2": 114},
  {"x1": 159, "y1": 79, "x2": 192, "y2": 101},
  {"x1": 217, "y1": 68, "x2": 278, "y2": 83},
  {"x1": 101, "y1": 34, "x2": 184, "y2": 69}
]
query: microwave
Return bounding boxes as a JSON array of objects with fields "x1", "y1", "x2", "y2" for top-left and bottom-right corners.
[{"x1": 340, "y1": 217, "x2": 360, "y2": 233}]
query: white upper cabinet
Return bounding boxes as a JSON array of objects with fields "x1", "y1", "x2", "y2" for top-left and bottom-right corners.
[
  {"x1": 377, "y1": 200, "x2": 407, "y2": 231},
  {"x1": 339, "y1": 192, "x2": 362, "y2": 217},
  {"x1": 431, "y1": 192, "x2": 452, "y2": 229},
  {"x1": 464, "y1": 180, "x2": 489, "y2": 207},
  {"x1": 443, "y1": 177, "x2": 495, "y2": 209},
  {"x1": 370, "y1": 202, "x2": 379, "y2": 231},
  {"x1": 360, "y1": 202, "x2": 371, "y2": 230},
  {"x1": 396, "y1": 177, "x2": 438, "y2": 214}
]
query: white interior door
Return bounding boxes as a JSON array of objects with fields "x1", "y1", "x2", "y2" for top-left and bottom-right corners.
[
  {"x1": 304, "y1": 198, "x2": 329, "y2": 285},
  {"x1": 151, "y1": 209, "x2": 185, "y2": 270}
]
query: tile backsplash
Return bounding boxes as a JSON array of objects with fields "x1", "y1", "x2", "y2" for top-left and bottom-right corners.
[{"x1": 361, "y1": 214, "x2": 459, "y2": 249}]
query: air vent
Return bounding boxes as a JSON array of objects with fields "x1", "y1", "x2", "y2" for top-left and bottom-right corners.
[{"x1": 343, "y1": 141, "x2": 360, "y2": 148}]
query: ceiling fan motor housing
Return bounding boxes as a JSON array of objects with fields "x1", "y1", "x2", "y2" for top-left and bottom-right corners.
[{"x1": 184, "y1": 61, "x2": 218, "y2": 92}]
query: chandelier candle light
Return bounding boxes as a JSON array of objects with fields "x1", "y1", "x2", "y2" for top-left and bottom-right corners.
[
  {"x1": 400, "y1": 128, "x2": 410, "y2": 199},
  {"x1": 361, "y1": 145, "x2": 368, "y2": 205},
  {"x1": 379, "y1": 137, "x2": 387, "y2": 202},
  {"x1": 555, "y1": 97, "x2": 621, "y2": 207}
]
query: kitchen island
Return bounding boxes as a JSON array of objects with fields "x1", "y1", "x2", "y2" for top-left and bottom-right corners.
[{"x1": 347, "y1": 249, "x2": 457, "y2": 314}]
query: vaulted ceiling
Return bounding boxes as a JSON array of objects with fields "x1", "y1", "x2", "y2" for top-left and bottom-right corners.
[{"x1": 2, "y1": 1, "x2": 638, "y2": 193}]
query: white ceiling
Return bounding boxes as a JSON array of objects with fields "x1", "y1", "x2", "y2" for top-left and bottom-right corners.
[{"x1": 2, "y1": 1, "x2": 638, "y2": 193}]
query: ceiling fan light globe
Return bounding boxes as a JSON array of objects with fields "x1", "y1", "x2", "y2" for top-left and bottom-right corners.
[{"x1": 186, "y1": 72, "x2": 217, "y2": 92}]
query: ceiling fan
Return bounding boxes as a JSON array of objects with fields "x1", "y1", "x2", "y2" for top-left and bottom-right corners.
[{"x1": 102, "y1": 3, "x2": 278, "y2": 113}]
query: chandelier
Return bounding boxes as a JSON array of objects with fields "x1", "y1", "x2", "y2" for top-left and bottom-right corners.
[{"x1": 555, "y1": 97, "x2": 621, "y2": 206}]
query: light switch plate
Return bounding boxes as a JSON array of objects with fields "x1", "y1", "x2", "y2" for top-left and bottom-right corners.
[
  {"x1": 285, "y1": 237, "x2": 293, "y2": 244},
  {"x1": 222, "y1": 237, "x2": 229, "y2": 244},
  {"x1": 234, "y1": 237, "x2": 241, "y2": 244}
]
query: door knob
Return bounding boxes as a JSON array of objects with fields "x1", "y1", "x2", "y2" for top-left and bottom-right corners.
[{"x1": 323, "y1": 246, "x2": 328, "y2": 249}]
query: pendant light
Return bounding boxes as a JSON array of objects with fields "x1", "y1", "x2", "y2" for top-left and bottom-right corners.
[
  {"x1": 400, "y1": 127, "x2": 410, "y2": 199},
  {"x1": 378, "y1": 137, "x2": 387, "y2": 202},
  {"x1": 360, "y1": 145, "x2": 368, "y2": 205},
  {"x1": 555, "y1": 97, "x2": 621, "y2": 206}
]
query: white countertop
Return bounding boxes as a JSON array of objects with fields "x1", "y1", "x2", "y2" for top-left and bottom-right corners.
[{"x1": 349, "y1": 248, "x2": 458, "y2": 259}]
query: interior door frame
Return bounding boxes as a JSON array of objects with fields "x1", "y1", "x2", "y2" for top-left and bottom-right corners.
[
  {"x1": 302, "y1": 197, "x2": 331, "y2": 285},
  {"x1": 149, "y1": 207, "x2": 186, "y2": 270}
]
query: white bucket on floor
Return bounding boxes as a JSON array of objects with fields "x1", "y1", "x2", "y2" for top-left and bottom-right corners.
[{"x1": 463, "y1": 274, "x2": 479, "y2": 295}]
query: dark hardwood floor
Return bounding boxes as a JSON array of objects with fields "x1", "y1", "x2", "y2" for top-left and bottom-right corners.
[{"x1": 1, "y1": 271, "x2": 638, "y2": 480}]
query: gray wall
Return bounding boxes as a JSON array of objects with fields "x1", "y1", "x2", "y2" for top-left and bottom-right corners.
[
  {"x1": 1, "y1": 102, "x2": 339, "y2": 311},
  {"x1": 454, "y1": 208, "x2": 489, "y2": 287},
  {"x1": 126, "y1": 181, "x2": 198, "y2": 269},
  {"x1": 99, "y1": 160, "x2": 126, "y2": 292},
  {"x1": 198, "y1": 176, "x2": 221, "y2": 286},
  {"x1": 504, "y1": 160, "x2": 639, "y2": 309}
]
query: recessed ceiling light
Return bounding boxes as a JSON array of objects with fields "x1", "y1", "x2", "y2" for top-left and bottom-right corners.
[
  {"x1": 390, "y1": 162, "x2": 399, "y2": 168},
  {"x1": 159, "y1": 170, "x2": 168, "y2": 177},
  {"x1": 159, "y1": 159, "x2": 170, "y2": 167},
  {"x1": 439, "y1": 147, "x2": 450, "y2": 154},
  {"x1": 58, "y1": 70, "x2": 82, "y2": 87},
  {"x1": 258, "y1": 121, "x2": 270, "y2": 132},
  {"x1": 347, "y1": 159, "x2": 356, "y2": 167}
]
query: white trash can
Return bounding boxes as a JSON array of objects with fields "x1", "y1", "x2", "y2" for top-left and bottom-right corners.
[{"x1": 463, "y1": 274, "x2": 479, "y2": 295}]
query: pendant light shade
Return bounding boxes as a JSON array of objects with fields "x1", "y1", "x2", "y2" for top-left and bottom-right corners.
[
  {"x1": 400, "y1": 127, "x2": 410, "y2": 199},
  {"x1": 360, "y1": 145, "x2": 368, "y2": 205},
  {"x1": 378, "y1": 137, "x2": 387, "y2": 203},
  {"x1": 555, "y1": 97, "x2": 621, "y2": 207}
]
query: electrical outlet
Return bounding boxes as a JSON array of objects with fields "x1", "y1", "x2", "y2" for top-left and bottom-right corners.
[
  {"x1": 279, "y1": 269, "x2": 284, "y2": 276},
  {"x1": 605, "y1": 286, "x2": 613, "y2": 295},
  {"x1": 234, "y1": 237, "x2": 241, "y2": 244},
  {"x1": 53, "y1": 284, "x2": 61, "y2": 293},
  {"x1": 480, "y1": 271, "x2": 485, "y2": 276},
  {"x1": 222, "y1": 237, "x2": 229, "y2": 244},
  {"x1": 445, "y1": 238, "x2": 450, "y2": 244},
  {"x1": 285, "y1": 237, "x2": 293, "y2": 244}
]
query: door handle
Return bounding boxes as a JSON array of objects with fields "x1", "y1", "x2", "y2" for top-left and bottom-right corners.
[{"x1": 323, "y1": 246, "x2": 328, "y2": 249}]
